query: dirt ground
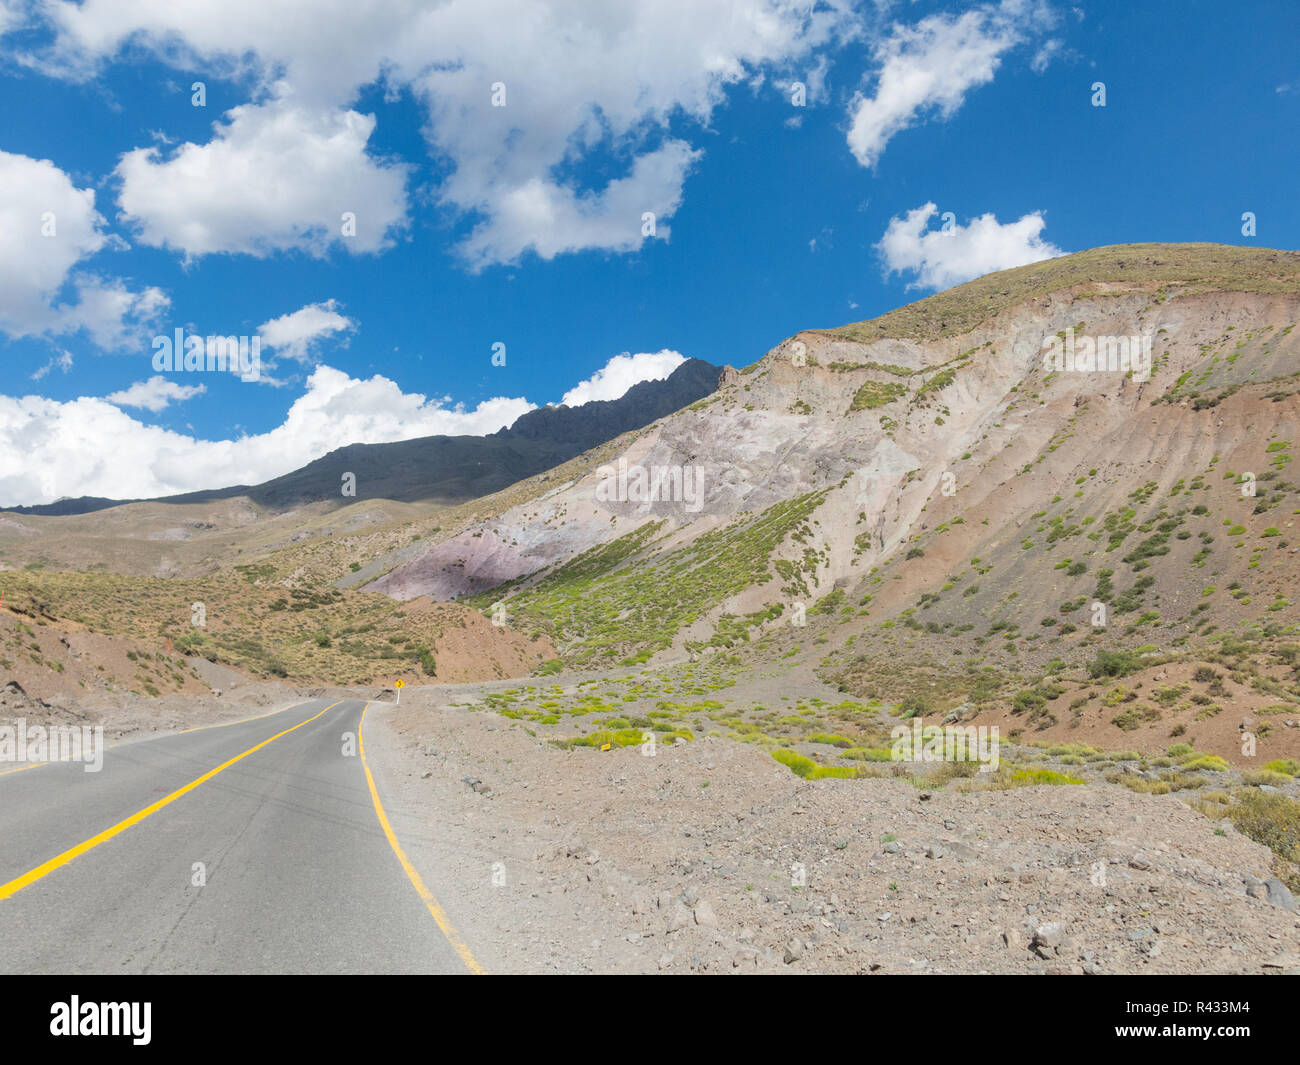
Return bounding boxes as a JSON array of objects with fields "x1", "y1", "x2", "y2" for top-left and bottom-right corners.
[{"x1": 363, "y1": 681, "x2": 1300, "y2": 975}]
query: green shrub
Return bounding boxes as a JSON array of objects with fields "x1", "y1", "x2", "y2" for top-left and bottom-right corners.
[
  {"x1": 807, "y1": 732, "x2": 853, "y2": 748},
  {"x1": 1228, "y1": 791, "x2": 1300, "y2": 863},
  {"x1": 1181, "y1": 754, "x2": 1229, "y2": 772},
  {"x1": 772, "y1": 749, "x2": 817, "y2": 777},
  {"x1": 845, "y1": 747, "x2": 894, "y2": 762},
  {"x1": 810, "y1": 765, "x2": 861, "y2": 779},
  {"x1": 1087, "y1": 649, "x2": 1142, "y2": 678},
  {"x1": 848, "y1": 379, "x2": 907, "y2": 411},
  {"x1": 897, "y1": 693, "x2": 931, "y2": 718},
  {"x1": 1003, "y1": 768, "x2": 1084, "y2": 787},
  {"x1": 567, "y1": 729, "x2": 647, "y2": 749},
  {"x1": 1112, "y1": 705, "x2": 1161, "y2": 730},
  {"x1": 1013, "y1": 690, "x2": 1047, "y2": 713}
]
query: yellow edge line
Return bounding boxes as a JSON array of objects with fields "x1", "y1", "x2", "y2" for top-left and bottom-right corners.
[
  {"x1": 0, "y1": 699, "x2": 309, "y2": 779},
  {"x1": 0, "y1": 701, "x2": 341, "y2": 903},
  {"x1": 358, "y1": 702, "x2": 487, "y2": 975}
]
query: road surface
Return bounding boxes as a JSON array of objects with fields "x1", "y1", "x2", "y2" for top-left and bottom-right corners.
[{"x1": 0, "y1": 698, "x2": 483, "y2": 974}]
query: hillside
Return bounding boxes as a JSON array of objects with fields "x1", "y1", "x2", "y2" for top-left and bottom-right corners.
[{"x1": 344, "y1": 244, "x2": 1300, "y2": 766}]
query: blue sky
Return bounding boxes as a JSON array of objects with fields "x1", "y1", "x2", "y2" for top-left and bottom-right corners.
[{"x1": 0, "y1": 0, "x2": 1296, "y2": 507}]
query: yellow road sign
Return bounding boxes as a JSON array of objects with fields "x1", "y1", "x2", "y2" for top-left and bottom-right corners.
[{"x1": 394, "y1": 680, "x2": 405, "y2": 689}]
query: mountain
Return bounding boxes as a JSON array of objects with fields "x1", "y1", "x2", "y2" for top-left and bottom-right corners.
[
  {"x1": 367, "y1": 244, "x2": 1300, "y2": 609},
  {"x1": 352, "y1": 243, "x2": 1300, "y2": 763},
  {"x1": 7, "y1": 357, "x2": 726, "y2": 516}
]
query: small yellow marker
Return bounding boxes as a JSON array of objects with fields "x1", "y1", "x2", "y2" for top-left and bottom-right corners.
[
  {"x1": 394, "y1": 678, "x2": 405, "y2": 705},
  {"x1": 600, "y1": 743, "x2": 611, "y2": 752}
]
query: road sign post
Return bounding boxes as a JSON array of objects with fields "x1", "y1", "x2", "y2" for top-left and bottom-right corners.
[{"x1": 394, "y1": 679, "x2": 405, "y2": 705}]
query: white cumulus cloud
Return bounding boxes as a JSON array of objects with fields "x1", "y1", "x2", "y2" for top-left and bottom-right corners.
[
  {"x1": 559, "y1": 350, "x2": 687, "y2": 406},
  {"x1": 105, "y1": 376, "x2": 206, "y2": 413},
  {"x1": 0, "y1": 364, "x2": 538, "y2": 507},
  {"x1": 258, "y1": 299, "x2": 355, "y2": 363},
  {"x1": 20, "y1": 0, "x2": 860, "y2": 268},
  {"x1": 0, "y1": 148, "x2": 166, "y2": 347},
  {"x1": 846, "y1": 0, "x2": 1053, "y2": 168},
  {"x1": 114, "y1": 100, "x2": 409, "y2": 259},
  {"x1": 876, "y1": 201, "x2": 1064, "y2": 291}
]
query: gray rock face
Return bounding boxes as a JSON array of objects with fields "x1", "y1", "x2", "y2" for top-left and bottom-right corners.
[
  {"x1": 1033, "y1": 922, "x2": 1064, "y2": 948},
  {"x1": 1265, "y1": 878, "x2": 1297, "y2": 912},
  {"x1": 1243, "y1": 875, "x2": 1295, "y2": 911}
]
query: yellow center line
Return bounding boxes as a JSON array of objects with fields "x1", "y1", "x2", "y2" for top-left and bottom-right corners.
[
  {"x1": 357, "y1": 702, "x2": 487, "y2": 975},
  {"x1": 0, "y1": 760, "x2": 47, "y2": 779},
  {"x1": 0, "y1": 701, "x2": 341, "y2": 903},
  {"x1": 0, "y1": 700, "x2": 311, "y2": 779}
]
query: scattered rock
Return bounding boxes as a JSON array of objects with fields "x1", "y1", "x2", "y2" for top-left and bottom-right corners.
[
  {"x1": 693, "y1": 900, "x2": 718, "y2": 928},
  {"x1": 1032, "y1": 922, "x2": 1065, "y2": 957},
  {"x1": 1265, "y1": 878, "x2": 1297, "y2": 913},
  {"x1": 1262, "y1": 954, "x2": 1300, "y2": 969}
]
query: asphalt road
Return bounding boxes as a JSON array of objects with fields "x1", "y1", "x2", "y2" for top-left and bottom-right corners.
[{"x1": 0, "y1": 698, "x2": 483, "y2": 974}]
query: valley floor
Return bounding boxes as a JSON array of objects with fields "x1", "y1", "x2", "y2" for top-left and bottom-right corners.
[{"x1": 363, "y1": 679, "x2": 1300, "y2": 975}]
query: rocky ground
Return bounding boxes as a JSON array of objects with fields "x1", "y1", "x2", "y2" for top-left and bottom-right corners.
[{"x1": 364, "y1": 682, "x2": 1300, "y2": 975}]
